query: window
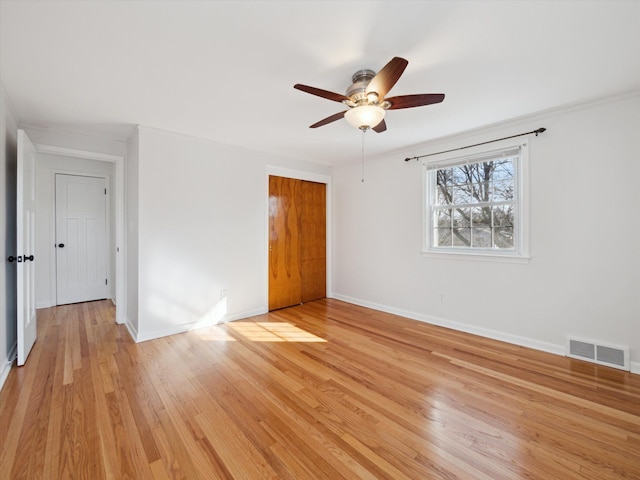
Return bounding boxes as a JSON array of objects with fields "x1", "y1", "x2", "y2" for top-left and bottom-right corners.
[{"x1": 423, "y1": 139, "x2": 529, "y2": 260}]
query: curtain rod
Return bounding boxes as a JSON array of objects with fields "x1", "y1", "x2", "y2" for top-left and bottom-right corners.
[{"x1": 404, "y1": 127, "x2": 546, "y2": 162}]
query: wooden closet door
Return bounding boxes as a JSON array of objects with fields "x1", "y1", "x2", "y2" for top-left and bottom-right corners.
[
  {"x1": 268, "y1": 176, "x2": 327, "y2": 310},
  {"x1": 301, "y1": 180, "x2": 326, "y2": 302},
  {"x1": 269, "y1": 176, "x2": 302, "y2": 310}
]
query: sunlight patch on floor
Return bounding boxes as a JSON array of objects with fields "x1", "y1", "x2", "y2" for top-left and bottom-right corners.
[
  {"x1": 193, "y1": 325, "x2": 237, "y2": 342},
  {"x1": 228, "y1": 322, "x2": 327, "y2": 343}
]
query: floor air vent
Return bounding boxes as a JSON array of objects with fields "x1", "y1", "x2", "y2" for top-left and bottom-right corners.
[{"x1": 566, "y1": 336, "x2": 629, "y2": 371}]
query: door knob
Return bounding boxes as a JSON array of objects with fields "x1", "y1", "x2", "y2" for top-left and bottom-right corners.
[
  {"x1": 58, "y1": 243, "x2": 65, "y2": 248},
  {"x1": 9, "y1": 255, "x2": 34, "y2": 262}
]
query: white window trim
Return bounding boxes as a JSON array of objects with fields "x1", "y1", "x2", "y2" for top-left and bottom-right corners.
[{"x1": 421, "y1": 136, "x2": 530, "y2": 263}]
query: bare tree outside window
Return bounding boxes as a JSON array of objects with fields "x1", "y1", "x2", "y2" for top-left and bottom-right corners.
[{"x1": 431, "y1": 157, "x2": 516, "y2": 250}]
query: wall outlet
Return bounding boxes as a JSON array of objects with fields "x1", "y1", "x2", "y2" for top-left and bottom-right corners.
[
  {"x1": 439, "y1": 293, "x2": 446, "y2": 304},
  {"x1": 220, "y1": 289, "x2": 227, "y2": 300}
]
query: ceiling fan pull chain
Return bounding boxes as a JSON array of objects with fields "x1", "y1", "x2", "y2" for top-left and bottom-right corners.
[{"x1": 361, "y1": 129, "x2": 366, "y2": 183}]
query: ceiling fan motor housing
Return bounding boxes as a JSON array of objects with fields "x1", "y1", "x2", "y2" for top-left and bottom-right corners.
[{"x1": 345, "y1": 69, "x2": 376, "y2": 104}]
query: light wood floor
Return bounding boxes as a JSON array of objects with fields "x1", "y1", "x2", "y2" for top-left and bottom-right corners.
[{"x1": 1, "y1": 299, "x2": 639, "y2": 479}]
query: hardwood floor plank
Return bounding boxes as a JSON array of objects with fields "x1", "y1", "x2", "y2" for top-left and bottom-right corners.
[
  {"x1": 107, "y1": 380, "x2": 156, "y2": 479},
  {"x1": 1, "y1": 299, "x2": 640, "y2": 479},
  {"x1": 1, "y1": 319, "x2": 47, "y2": 479},
  {"x1": 227, "y1": 376, "x2": 352, "y2": 480},
  {"x1": 113, "y1": 347, "x2": 162, "y2": 464},
  {"x1": 102, "y1": 389, "x2": 139, "y2": 479},
  {"x1": 95, "y1": 399, "x2": 123, "y2": 479},
  {"x1": 24, "y1": 324, "x2": 60, "y2": 480}
]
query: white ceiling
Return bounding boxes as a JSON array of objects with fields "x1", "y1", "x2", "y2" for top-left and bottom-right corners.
[{"x1": 1, "y1": 1, "x2": 639, "y2": 165}]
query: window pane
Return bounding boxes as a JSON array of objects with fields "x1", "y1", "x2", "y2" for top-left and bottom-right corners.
[
  {"x1": 492, "y1": 159, "x2": 514, "y2": 181},
  {"x1": 472, "y1": 227, "x2": 492, "y2": 247},
  {"x1": 472, "y1": 182, "x2": 491, "y2": 203},
  {"x1": 436, "y1": 170, "x2": 453, "y2": 205},
  {"x1": 437, "y1": 169, "x2": 455, "y2": 187},
  {"x1": 452, "y1": 228, "x2": 471, "y2": 246},
  {"x1": 493, "y1": 205, "x2": 513, "y2": 226},
  {"x1": 437, "y1": 186, "x2": 452, "y2": 205},
  {"x1": 436, "y1": 209, "x2": 452, "y2": 228},
  {"x1": 453, "y1": 184, "x2": 473, "y2": 204},
  {"x1": 493, "y1": 180, "x2": 514, "y2": 201},
  {"x1": 494, "y1": 227, "x2": 514, "y2": 248},
  {"x1": 452, "y1": 207, "x2": 470, "y2": 226},
  {"x1": 434, "y1": 228, "x2": 452, "y2": 246},
  {"x1": 452, "y1": 167, "x2": 467, "y2": 185},
  {"x1": 471, "y1": 207, "x2": 491, "y2": 227}
]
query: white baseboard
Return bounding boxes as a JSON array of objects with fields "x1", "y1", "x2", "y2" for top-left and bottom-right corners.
[
  {"x1": 223, "y1": 307, "x2": 268, "y2": 323},
  {"x1": 0, "y1": 343, "x2": 17, "y2": 393},
  {"x1": 37, "y1": 298, "x2": 117, "y2": 310},
  {"x1": 122, "y1": 317, "x2": 138, "y2": 343},
  {"x1": 331, "y1": 293, "x2": 566, "y2": 357},
  {"x1": 133, "y1": 307, "x2": 268, "y2": 343},
  {"x1": 631, "y1": 362, "x2": 640, "y2": 375}
]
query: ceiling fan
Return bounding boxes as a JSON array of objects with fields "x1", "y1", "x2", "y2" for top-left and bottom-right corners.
[{"x1": 294, "y1": 57, "x2": 444, "y2": 133}]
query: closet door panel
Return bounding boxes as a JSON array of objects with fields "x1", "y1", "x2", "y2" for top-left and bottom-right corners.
[
  {"x1": 301, "y1": 181, "x2": 326, "y2": 302},
  {"x1": 268, "y1": 176, "x2": 302, "y2": 310}
]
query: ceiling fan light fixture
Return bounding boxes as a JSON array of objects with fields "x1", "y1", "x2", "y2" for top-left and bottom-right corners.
[{"x1": 344, "y1": 105, "x2": 386, "y2": 130}]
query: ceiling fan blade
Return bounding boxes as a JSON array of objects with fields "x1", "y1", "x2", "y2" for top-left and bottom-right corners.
[
  {"x1": 365, "y1": 57, "x2": 408, "y2": 99},
  {"x1": 294, "y1": 84, "x2": 350, "y2": 103},
  {"x1": 372, "y1": 119, "x2": 387, "y2": 133},
  {"x1": 385, "y1": 93, "x2": 445, "y2": 110},
  {"x1": 309, "y1": 111, "x2": 348, "y2": 128}
]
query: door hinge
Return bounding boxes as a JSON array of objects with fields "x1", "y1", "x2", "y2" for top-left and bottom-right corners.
[
  {"x1": 104, "y1": 188, "x2": 107, "y2": 195},
  {"x1": 105, "y1": 279, "x2": 108, "y2": 285}
]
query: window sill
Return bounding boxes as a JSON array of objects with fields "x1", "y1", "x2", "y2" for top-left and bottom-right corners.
[{"x1": 421, "y1": 250, "x2": 531, "y2": 264}]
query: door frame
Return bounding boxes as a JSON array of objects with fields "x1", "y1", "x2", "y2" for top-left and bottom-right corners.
[
  {"x1": 265, "y1": 166, "x2": 331, "y2": 310},
  {"x1": 36, "y1": 144, "x2": 125, "y2": 324}
]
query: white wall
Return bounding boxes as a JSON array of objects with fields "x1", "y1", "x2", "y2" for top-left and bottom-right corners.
[
  {"x1": 34, "y1": 153, "x2": 115, "y2": 308},
  {"x1": 0, "y1": 85, "x2": 18, "y2": 390},
  {"x1": 332, "y1": 93, "x2": 640, "y2": 373},
  {"x1": 125, "y1": 127, "x2": 139, "y2": 337},
  {"x1": 127, "y1": 126, "x2": 331, "y2": 341},
  {"x1": 22, "y1": 126, "x2": 126, "y2": 158}
]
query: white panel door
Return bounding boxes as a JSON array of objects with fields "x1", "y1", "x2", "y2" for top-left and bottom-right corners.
[
  {"x1": 17, "y1": 130, "x2": 37, "y2": 366},
  {"x1": 55, "y1": 174, "x2": 108, "y2": 305}
]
